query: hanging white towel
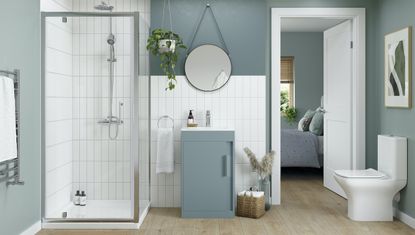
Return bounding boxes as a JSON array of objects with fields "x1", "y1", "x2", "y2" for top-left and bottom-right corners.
[
  {"x1": 237, "y1": 190, "x2": 264, "y2": 198},
  {"x1": 0, "y1": 76, "x2": 17, "y2": 163},
  {"x1": 156, "y1": 127, "x2": 174, "y2": 174}
]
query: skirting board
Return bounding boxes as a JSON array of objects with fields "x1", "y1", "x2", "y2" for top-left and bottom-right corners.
[
  {"x1": 20, "y1": 220, "x2": 41, "y2": 235},
  {"x1": 395, "y1": 208, "x2": 415, "y2": 229}
]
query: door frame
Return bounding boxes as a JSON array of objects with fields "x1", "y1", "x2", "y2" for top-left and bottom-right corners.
[{"x1": 271, "y1": 8, "x2": 366, "y2": 205}]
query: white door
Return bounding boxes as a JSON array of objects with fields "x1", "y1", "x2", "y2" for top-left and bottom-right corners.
[{"x1": 323, "y1": 20, "x2": 353, "y2": 198}]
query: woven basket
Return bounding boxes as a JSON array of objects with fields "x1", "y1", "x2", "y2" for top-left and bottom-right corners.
[{"x1": 236, "y1": 192, "x2": 265, "y2": 218}]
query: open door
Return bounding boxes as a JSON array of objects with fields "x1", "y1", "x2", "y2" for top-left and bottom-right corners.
[{"x1": 323, "y1": 20, "x2": 353, "y2": 198}]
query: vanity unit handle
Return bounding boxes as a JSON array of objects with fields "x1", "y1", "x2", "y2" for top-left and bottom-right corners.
[{"x1": 223, "y1": 155, "x2": 229, "y2": 177}]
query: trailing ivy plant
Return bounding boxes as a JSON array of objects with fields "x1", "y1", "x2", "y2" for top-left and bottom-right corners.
[{"x1": 146, "y1": 28, "x2": 186, "y2": 90}]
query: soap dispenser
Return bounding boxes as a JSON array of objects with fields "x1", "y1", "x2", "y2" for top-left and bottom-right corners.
[
  {"x1": 74, "y1": 190, "x2": 80, "y2": 206},
  {"x1": 187, "y1": 110, "x2": 194, "y2": 126},
  {"x1": 79, "y1": 191, "x2": 87, "y2": 206}
]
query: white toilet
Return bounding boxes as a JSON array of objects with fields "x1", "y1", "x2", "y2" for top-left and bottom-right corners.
[{"x1": 334, "y1": 135, "x2": 407, "y2": 221}]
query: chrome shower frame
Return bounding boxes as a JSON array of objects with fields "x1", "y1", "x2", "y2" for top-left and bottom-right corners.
[{"x1": 41, "y1": 11, "x2": 143, "y2": 225}]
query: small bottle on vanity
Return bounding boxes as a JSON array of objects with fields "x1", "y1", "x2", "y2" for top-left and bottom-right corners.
[
  {"x1": 74, "y1": 190, "x2": 80, "y2": 206},
  {"x1": 187, "y1": 110, "x2": 194, "y2": 126},
  {"x1": 79, "y1": 191, "x2": 87, "y2": 206}
]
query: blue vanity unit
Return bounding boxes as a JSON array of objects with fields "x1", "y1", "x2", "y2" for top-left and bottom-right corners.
[{"x1": 181, "y1": 128, "x2": 235, "y2": 218}]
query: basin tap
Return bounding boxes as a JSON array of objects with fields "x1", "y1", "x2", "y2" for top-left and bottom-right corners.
[{"x1": 206, "y1": 110, "x2": 211, "y2": 127}]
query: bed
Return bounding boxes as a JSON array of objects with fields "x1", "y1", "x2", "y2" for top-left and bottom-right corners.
[{"x1": 281, "y1": 129, "x2": 323, "y2": 168}]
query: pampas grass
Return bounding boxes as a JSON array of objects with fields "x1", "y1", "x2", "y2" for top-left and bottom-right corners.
[{"x1": 244, "y1": 147, "x2": 275, "y2": 179}]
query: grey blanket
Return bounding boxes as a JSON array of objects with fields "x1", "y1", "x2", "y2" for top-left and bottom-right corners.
[{"x1": 281, "y1": 129, "x2": 322, "y2": 168}]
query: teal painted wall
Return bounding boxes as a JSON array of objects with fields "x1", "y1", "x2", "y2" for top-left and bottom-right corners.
[
  {"x1": 376, "y1": 0, "x2": 415, "y2": 218},
  {"x1": 0, "y1": 0, "x2": 41, "y2": 234},
  {"x1": 281, "y1": 32, "x2": 323, "y2": 129},
  {"x1": 150, "y1": 0, "x2": 266, "y2": 75}
]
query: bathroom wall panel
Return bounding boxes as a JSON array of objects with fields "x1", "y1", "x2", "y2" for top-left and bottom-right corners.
[
  {"x1": 46, "y1": 73, "x2": 73, "y2": 98},
  {"x1": 150, "y1": 75, "x2": 266, "y2": 207}
]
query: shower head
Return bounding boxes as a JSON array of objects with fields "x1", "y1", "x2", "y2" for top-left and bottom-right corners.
[
  {"x1": 107, "y1": 34, "x2": 116, "y2": 45},
  {"x1": 94, "y1": 1, "x2": 114, "y2": 11}
]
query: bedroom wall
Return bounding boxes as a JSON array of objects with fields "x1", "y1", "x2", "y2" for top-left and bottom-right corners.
[
  {"x1": 281, "y1": 32, "x2": 324, "y2": 129},
  {"x1": 376, "y1": 0, "x2": 415, "y2": 219}
]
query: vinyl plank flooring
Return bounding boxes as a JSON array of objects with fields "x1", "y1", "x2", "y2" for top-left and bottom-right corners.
[{"x1": 39, "y1": 168, "x2": 415, "y2": 235}]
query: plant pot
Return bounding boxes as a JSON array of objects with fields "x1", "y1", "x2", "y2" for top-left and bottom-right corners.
[
  {"x1": 158, "y1": 39, "x2": 176, "y2": 53},
  {"x1": 258, "y1": 176, "x2": 271, "y2": 211}
]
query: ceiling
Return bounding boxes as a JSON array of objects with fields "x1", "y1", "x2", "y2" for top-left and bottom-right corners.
[{"x1": 281, "y1": 18, "x2": 347, "y2": 32}]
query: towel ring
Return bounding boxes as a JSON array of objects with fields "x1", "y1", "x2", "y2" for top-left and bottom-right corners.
[{"x1": 158, "y1": 115, "x2": 174, "y2": 128}]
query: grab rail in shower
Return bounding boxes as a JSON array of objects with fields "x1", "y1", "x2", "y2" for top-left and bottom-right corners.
[{"x1": 0, "y1": 69, "x2": 24, "y2": 186}]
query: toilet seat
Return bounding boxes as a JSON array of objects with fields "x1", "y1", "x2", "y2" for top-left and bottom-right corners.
[{"x1": 335, "y1": 168, "x2": 386, "y2": 179}]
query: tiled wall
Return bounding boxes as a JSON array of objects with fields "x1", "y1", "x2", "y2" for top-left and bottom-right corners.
[
  {"x1": 70, "y1": 0, "x2": 151, "y2": 201},
  {"x1": 71, "y1": 15, "x2": 134, "y2": 200},
  {"x1": 150, "y1": 75, "x2": 266, "y2": 207},
  {"x1": 43, "y1": 0, "x2": 73, "y2": 218}
]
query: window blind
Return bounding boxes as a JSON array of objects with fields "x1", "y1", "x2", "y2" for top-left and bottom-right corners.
[{"x1": 281, "y1": 57, "x2": 294, "y2": 84}]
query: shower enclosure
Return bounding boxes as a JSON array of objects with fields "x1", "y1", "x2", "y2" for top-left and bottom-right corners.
[{"x1": 41, "y1": 10, "x2": 150, "y2": 227}]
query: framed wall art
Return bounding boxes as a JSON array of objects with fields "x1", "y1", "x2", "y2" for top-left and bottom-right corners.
[{"x1": 385, "y1": 27, "x2": 412, "y2": 108}]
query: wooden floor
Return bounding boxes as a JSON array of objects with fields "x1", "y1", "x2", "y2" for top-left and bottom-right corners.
[{"x1": 39, "y1": 168, "x2": 415, "y2": 235}]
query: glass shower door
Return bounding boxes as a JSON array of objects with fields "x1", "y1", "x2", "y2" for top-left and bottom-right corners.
[{"x1": 42, "y1": 12, "x2": 149, "y2": 223}]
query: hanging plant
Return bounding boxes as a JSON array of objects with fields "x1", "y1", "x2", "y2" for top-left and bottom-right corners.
[
  {"x1": 147, "y1": 29, "x2": 186, "y2": 90},
  {"x1": 146, "y1": 0, "x2": 186, "y2": 90}
]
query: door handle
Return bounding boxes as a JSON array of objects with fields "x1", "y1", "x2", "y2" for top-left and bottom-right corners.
[{"x1": 223, "y1": 155, "x2": 229, "y2": 177}]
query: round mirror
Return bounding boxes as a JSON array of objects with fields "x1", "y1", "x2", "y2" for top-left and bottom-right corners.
[{"x1": 185, "y1": 45, "x2": 232, "y2": 91}]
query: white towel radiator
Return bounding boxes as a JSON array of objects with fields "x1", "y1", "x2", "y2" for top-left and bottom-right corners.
[{"x1": 0, "y1": 69, "x2": 24, "y2": 186}]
